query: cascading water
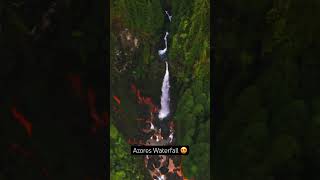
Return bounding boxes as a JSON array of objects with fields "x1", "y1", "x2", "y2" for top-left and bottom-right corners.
[
  {"x1": 158, "y1": 11, "x2": 171, "y2": 120},
  {"x1": 133, "y1": 9, "x2": 186, "y2": 180},
  {"x1": 165, "y1": 10, "x2": 172, "y2": 21},
  {"x1": 158, "y1": 61, "x2": 170, "y2": 119},
  {"x1": 158, "y1": 32, "x2": 169, "y2": 56}
]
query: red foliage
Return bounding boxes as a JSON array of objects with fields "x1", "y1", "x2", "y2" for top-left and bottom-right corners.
[
  {"x1": 130, "y1": 84, "x2": 158, "y2": 113},
  {"x1": 11, "y1": 107, "x2": 32, "y2": 137},
  {"x1": 129, "y1": 83, "x2": 188, "y2": 180},
  {"x1": 113, "y1": 96, "x2": 121, "y2": 105}
]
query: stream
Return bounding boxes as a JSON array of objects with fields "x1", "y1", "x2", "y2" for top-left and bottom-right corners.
[
  {"x1": 112, "y1": 6, "x2": 186, "y2": 180},
  {"x1": 158, "y1": 57, "x2": 170, "y2": 120},
  {"x1": 140, "y1": 9, "x2": 186, "y2": 180}
]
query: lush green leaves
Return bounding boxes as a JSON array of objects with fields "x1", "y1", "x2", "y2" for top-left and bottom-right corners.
[
  {"x1": 110, "y1": 122, "x2": 145, "y2": 180},
  {"x1": 215, "y1": 1, "x2": 320, "y2": 179},
  {"x1": 169, "y1": 0, "x2": 210, "y2": 179}
]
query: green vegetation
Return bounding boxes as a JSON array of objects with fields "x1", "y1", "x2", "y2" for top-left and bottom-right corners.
[
  {"x1": 110, "y1": 1, "x2": 164, "y2": 178},
  {"x1": 170, "y1": 0, "x2": 210, "y2": 179},
  {"x1": 110, "y1": 0, "x2": 210, "y2": 179},
  {"x1": 215, "y1": 1, "x2": 320, "y2": 179},
  {"x1": 111, "y1": 0, "x2": 163, "y2": 35},
  {"x1": 110, "y1": 0, "x2": 164, "y2": 82},
  {"x1": 110, "y1": 120, "x2": 144, "y2": 180}
]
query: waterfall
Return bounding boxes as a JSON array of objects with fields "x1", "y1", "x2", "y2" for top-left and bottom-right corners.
[
  {"x1": 158, "y1": 12, "x2": 172, "y2": 120},
  {"x1": 158, "y1": 61, "x2": 170, "y2": 119},
  {"x1": 142, "y1": 9, "x2": 184, "y2": 180},
  {"x1": 165, "y1": 10, "x2": 172, "y2": 21},
  {"x1": 158, "y1": 32, "x2": 169, "y2": 56}
]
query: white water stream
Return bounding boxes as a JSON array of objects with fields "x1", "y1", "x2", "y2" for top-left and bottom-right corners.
[
  {"x1": 158, "y1": 61, "x2": 170, "y2": 119},
  {"x1": 158, "y1": 32, "x2": 169, "y2": 56},
  {"x1": 165, "y1": 10, "x2": 172, "y2": 21},
  {"x1": 158, "y1": 10, "x2": 172, "y2": 120},
  {"x1": 148, "y1": 10, "x2": 173, "y2": 180}
]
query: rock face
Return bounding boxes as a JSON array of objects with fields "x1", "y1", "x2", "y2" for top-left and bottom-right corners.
[
  {"x1": 119, "y1": 28, "x2": 139, "y2": 51},
  {"x1": 146, "y1": 155, "x2": 184, "y2": 180},
  {"x1": 126, "y1": 81, "x2": 186, "y2": 179},
  {"x1": 112, "y1": 28, "x2": 140, "y2": 74},
  {"x1": 137, "y1": 107, "x2": 185, "y2": 180}
]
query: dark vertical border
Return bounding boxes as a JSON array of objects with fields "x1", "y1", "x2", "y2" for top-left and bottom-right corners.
[
  {"x1": 105, "y1": 0, "x2": 110, "y2": 178},
  {"x1": 0, "y1": 0, "x2": 110, "y2": 178},
  {"x1": 93, "y1": 0, "x2": 109, "y2": 178},
  {"x1": 78, "y1": 0, "x2": 109, "y2": 177},
  {"x1": 211, "y1": 0, "x2": 216, "y2": 179},
  {"x1": 95, "y1": 0, "x2": 109, "y2": 178}
]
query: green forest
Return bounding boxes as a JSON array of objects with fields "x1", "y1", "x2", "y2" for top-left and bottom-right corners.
[
  {"x1": 110, "y1": 0, "x2": 210, "y2": 179},
  {"x1": 3, "y1": 0, "x2": 320, "y2": 179},
  {"x1": 215, "y1": 1, "x2": 320, "y2": 180}
]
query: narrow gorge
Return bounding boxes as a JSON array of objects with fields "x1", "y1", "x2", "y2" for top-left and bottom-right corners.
[{"x1": 110, "y1": 0, "x2": 210, "y2": 179}]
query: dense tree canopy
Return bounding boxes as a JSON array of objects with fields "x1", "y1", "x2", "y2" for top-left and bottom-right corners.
[{"x1": 214, "y1": 1, "x2": 320, "y2": 179}]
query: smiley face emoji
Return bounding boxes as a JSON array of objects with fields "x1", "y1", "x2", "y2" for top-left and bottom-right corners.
[{"x1": 180, "y1": 146, "x2": 188, "y2": 154}]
